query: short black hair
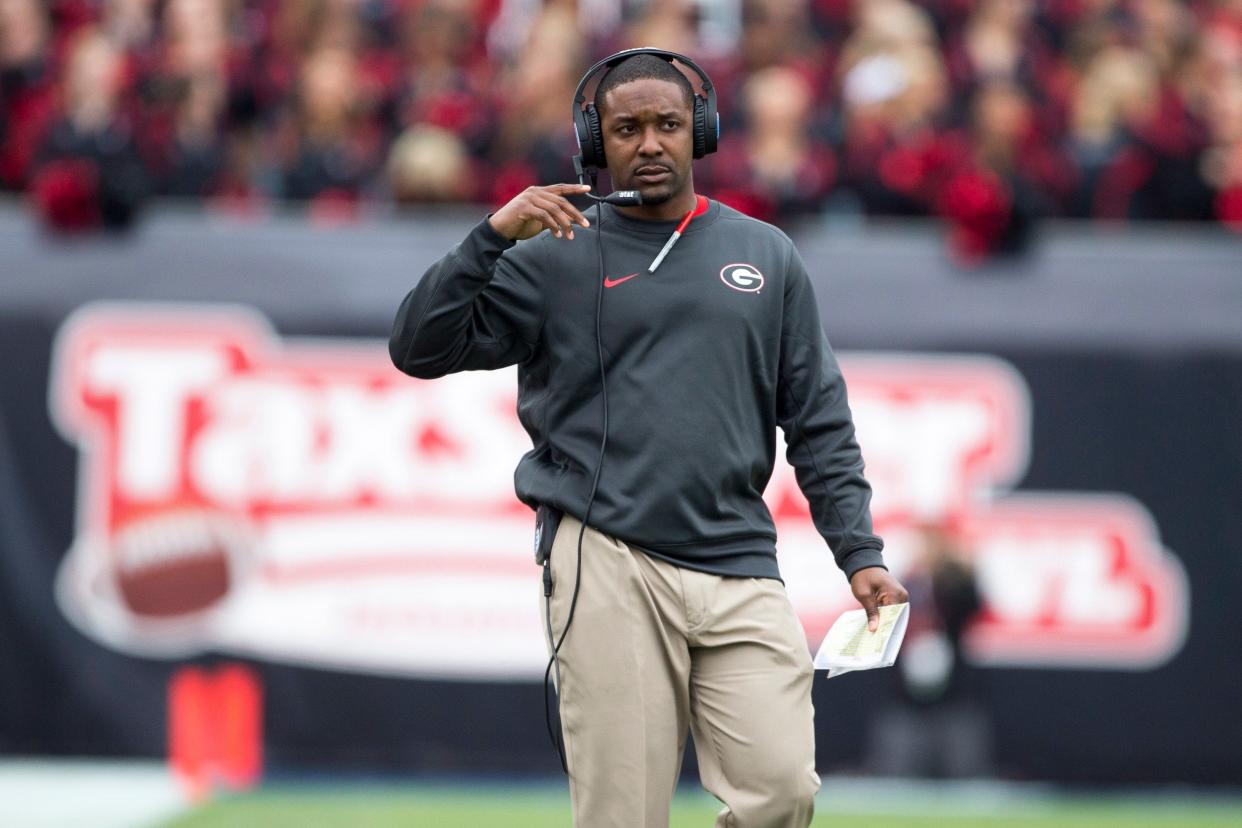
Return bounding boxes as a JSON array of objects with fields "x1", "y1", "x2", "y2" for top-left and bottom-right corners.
[{"x1": 593, "y1": 53, "x2": 695, "y2": 117}]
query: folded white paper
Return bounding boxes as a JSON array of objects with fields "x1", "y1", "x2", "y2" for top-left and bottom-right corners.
[{"x1": 813, "y1": 602, "x2": 910, "y2": 678}]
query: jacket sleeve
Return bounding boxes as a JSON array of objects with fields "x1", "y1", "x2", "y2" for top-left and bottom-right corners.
[
  {"x1": 389, "y1": 217, "x2": 545, "y2": 378},
  {"x1": 776, "y1": 242, "x2": 886, "y2": 580}
]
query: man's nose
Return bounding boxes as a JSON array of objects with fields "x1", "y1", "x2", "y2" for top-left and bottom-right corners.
[{"x1": 638, "y1": 125, "x2": 664, "y2": 156}]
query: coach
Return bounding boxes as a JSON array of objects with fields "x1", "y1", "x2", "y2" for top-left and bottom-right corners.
[{"x1": 390, "y1": 48, "x2": 907, "y2": 828}]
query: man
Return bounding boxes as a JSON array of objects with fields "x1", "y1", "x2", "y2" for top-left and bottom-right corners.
[{"x1": 390, "y1": 51, "x2": 907, "y2": 828}]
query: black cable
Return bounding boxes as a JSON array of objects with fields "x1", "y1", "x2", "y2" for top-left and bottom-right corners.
[{"x1": 542, "y1": 196, "x2": 609, "y2": 774}]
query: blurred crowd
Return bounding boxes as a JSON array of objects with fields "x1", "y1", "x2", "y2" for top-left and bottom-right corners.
[{"x1": 2, "y1": 0, "x2": 1241, "y2": 258}]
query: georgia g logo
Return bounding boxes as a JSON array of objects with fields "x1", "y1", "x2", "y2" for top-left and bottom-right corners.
[{"x1": 720, "y1": 263, "x2": 764, "y2": 293}]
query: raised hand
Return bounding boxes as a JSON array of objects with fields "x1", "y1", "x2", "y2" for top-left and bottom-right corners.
[{"x1": 488, "y1": 183, "x2": 593, "y2": 241}]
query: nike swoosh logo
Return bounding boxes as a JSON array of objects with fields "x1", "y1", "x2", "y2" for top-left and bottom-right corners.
[{"x1": 603, "y1": 273, "x2": 639, "y2": 288}]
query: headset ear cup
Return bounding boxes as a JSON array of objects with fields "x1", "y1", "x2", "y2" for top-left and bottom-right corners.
[
  {"x1": 692, "y1": 94, "x2": 708, "y2": 159},
  {"x1": 584, "y1": 102, "x2": 607, "y2": 168}
]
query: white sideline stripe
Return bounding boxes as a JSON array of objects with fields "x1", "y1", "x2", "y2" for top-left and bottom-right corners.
[{"x1": 0, "y1": 759, "x2": 187, "y2": 828}]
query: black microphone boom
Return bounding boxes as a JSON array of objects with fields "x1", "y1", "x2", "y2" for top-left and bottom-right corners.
[
  {"x1": 573, "y1": 153, "x2": 643, "y2": 206},
  {"x1": 595, "y1": 190, "x2": 642, "y2": 206}
]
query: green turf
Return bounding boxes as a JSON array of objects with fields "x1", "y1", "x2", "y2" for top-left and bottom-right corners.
[{"x1": 159, "y1": 785, "x2": 1242, "y2": 828}]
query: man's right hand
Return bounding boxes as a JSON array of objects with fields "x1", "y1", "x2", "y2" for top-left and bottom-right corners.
[{"x1": 488, "y1": 184, "x2": 593, "y2": 241}]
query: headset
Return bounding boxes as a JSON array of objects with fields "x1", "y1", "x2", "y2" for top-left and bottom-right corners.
[
  {"x1": 571, "y1": 46, "x2": 720, "y2": 186},
  {"x1": 542, "y1": 47, "x2": 721, "y2": 774}
]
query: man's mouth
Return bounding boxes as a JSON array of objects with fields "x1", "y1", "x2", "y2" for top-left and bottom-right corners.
[{"x1": 634, "y1": 166, "x2": 671, "y2": 184}]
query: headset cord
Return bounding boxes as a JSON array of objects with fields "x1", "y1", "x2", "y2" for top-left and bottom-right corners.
[{"x1": 543, "y1": 198, "x2": 608, "y2": 774}]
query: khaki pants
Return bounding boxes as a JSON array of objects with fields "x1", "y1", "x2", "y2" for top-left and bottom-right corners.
[{"x1": 544, "y1": 514, "x2": 820, "y2": 828}]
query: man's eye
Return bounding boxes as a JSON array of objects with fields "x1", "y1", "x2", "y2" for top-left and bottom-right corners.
[{"x1": 665, "y1": 121, "x2": 679, "y2": 129}]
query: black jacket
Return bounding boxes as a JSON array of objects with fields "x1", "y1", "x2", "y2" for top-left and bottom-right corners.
[{"x1": 390, "y1": 198, "x2": 885, "y2": 580}]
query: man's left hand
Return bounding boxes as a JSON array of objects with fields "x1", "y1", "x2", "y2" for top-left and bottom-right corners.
[{"x1": 849, "y1": 567, "x2": 909, "y2": 632}]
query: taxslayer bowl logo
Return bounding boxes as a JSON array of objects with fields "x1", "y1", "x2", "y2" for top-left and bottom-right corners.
[
  {"x1": 720, "y1": 263, "x2": 764, "y2": 292},
  {"x1": 50, "y1": 305, "x2": 1188, "y2": 677}
]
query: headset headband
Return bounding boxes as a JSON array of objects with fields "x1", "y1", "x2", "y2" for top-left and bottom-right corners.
[{"x1": 572, "y1": 47, "x2": 715, "y2": 112}]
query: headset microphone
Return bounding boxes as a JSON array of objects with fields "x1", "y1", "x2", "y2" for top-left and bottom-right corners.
[
  {"x1": 573, "y1": 153, "x2": 643, "y2": 206},
  {"x1": 590, "y1": 189, "x2": 642, "y2": 206}
]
